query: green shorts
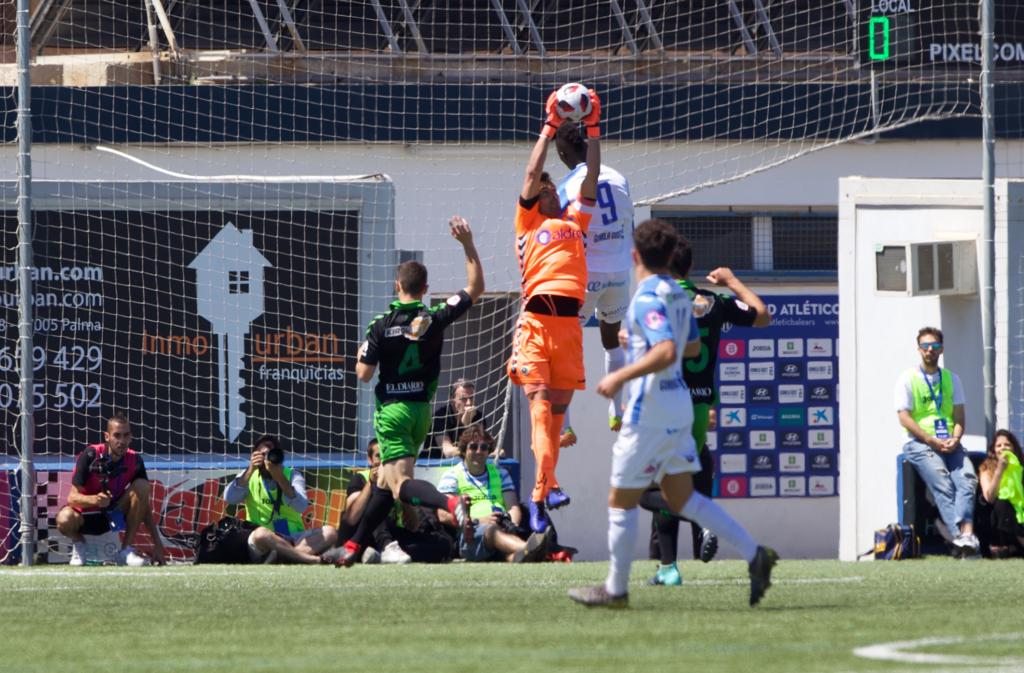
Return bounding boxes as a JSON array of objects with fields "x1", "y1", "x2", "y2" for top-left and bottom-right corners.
[
  {"x1": 692, "y1": 402, "x2": 711, "y2": 453},
  {"x1": 374, "y1": 400, "x2": 432, "y2": 463}
]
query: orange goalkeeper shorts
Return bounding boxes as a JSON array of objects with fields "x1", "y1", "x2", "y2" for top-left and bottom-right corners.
[{"x1": 508, "y1": 311, "x2": 585, "y2": 390}]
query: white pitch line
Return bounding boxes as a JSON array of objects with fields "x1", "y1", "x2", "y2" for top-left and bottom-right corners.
[
  {"x1": 684, "y1": 576, "x2": 864, "y2": 586},
  {"x1": 853, "y1": 633, "x2": 1024, "y2": 668}
]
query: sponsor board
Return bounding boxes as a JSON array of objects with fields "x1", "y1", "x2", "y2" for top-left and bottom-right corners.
[
  {"x1": 777, "y1": 338, "x2": 804, "y2": 358},
  {"x1": 750, "y1": 454, "x2": 775, "y2": 471},
  {"x1": 721, "y1": 431, "x2": 744, "y2": 449},
  {"x1": 808, "y1": 385, "x2": 832, "y2": 402},
  {"x1": 721, "y1": 408, "x2": 747, "y2": 428},
  {"x1": 747, "y1": 339, "x2": 774, "y2": 358},
  {"x1": 749, "y1": 430, "x2": 776, "y2": 450},
  {"x1": 750, "y1": 477, "x2": 777, "y2": 497},
  {"x1": 748, "y1": 411, "x2": 775, "y2": 428},
  {"x1": 748, "y1": 362, "x2": 775, "y2": 381},
  {"x1": 779, "y1": 452, "x2": 806, "y2": 473},
  {"x1": 808, "y1": 429, "x2": 835, "y2": 449},
  {"x1": 779, "y1": 362, "x2": 803, "y2": 379},
  {"x1": 809, "y1": 476, "x2": 835, "y2": 496},
  {"x1": 807, "y1": 338, "x2": 833, "y2": 357},
  {"x1": 719, "y1": 385, "x2": 746, "y2": 405},
  {"x1": 777, "y1": 407, "x2": 805, "y2": 426},
  {"x1": 719, "y1": 476, "x2": 748, "y2": 498},
  {"x1": 748, "y1": 385, "x2": 774, "y2": 404},
  {"x1": 719, "y1": 362, "x2": 746, "y2": 382},
  {"x1": 719, "y1": 453, "x2": 747, "y2": 474},
  {"x1": 781, "y1": 431, "x2": 803, "y2": 448},
  {"x1": 779, "y1": 476, "x2": 807, "y2": 496},
  {"x1": 809, "y1": 451, "x2": 834, "y2": 471},
  {"x1": 777, "y1": 384, "x2": 805, "y2": 404},
  {"x1": 807, "y1": 360, "x2": 834, "y2": 380},
  {"x1": 808, "y1": 406, "x2": 834, "y2": 426},
  {"x1": 719, "y1": 339, "x2": 746, "y2": 359}
]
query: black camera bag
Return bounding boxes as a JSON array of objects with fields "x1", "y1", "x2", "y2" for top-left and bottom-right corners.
[{"x1": 194, "y1": 516, "x2": 259, "y2": 564}]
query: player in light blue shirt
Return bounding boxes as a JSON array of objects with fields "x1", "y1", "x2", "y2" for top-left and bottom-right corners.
[{"x1": 568, "y1": 219, "x2": 778, "y2": 609}]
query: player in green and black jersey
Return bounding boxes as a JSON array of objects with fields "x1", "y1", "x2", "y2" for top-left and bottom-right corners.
[
  {"x1": 640, "y1": 236, "x2": 770, "y2": 586},
  {"x1": 326, "y1": 216, "x2": 484, "y2": 567}
]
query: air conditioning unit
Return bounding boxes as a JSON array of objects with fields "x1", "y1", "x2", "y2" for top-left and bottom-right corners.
[{"x1": 874, "y1": 240, "x2": 977, "y2": 296}]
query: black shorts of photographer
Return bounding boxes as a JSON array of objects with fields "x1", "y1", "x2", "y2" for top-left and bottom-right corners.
[{"x1": 460, "y1": 508, "x2": 552, "y2": 563}]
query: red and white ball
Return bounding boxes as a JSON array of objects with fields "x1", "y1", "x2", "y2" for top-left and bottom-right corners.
[{"x1": 554, "y1": 82, "x2": 592, "y2": 122}]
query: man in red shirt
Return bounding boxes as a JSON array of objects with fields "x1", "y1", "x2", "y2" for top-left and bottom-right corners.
[{"x1": 56, "y1": 414, "x2": 166, "y2": 566}]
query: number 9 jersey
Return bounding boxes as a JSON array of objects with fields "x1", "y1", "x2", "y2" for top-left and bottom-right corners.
[{"x1": 557, "y1": 164, "x2": 634, "y2": 274}]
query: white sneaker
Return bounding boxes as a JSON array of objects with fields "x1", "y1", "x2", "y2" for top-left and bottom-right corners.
[
  {"x1": 69, "y1": 541, "x2": 87, "y2": 567},
  {"x1": 380, "y1": 541, "x2": 412, "y2": 564},
  {"x1": 361, "y1": 546, "x2": 381, "y2": 564},
  {"x1": 115, "y1": 546, "x2": 149, "y2": 567}
]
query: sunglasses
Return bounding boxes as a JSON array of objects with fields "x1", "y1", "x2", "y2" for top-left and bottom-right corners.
[
  {"x1": 466, "y1": 442, "x2": 493, "y2": 452},
  {"x1": 919, "y1": 342, "x2": 943, "y2": 351}
]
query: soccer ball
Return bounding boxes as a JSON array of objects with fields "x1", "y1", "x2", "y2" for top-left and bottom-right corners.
[{"x1": 554, "y1": 82, "x2": 592, "y2": 122}]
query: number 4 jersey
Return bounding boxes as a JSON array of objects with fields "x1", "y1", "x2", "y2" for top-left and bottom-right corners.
[
  {"x1": 360, "y1": 291, "x2": 473, "y2": 404},
  {"x1": 557, "y1": 164, "x2": 634, "y2": 274}
]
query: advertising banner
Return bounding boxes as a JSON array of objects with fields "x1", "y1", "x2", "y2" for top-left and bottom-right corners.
[{"x1": 711, "y1": 294, "x2": 839, "y2": 498}]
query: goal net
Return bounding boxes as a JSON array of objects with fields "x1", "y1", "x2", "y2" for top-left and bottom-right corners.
[{"x1": 0, "y1": 0, "x2": 1013, "y2": 563}]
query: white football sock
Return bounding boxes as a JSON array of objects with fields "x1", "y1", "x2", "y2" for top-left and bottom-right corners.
[
  {"x1": 605, "y1": 506, "x2": 637, "y2": 597},
  {"x1": 680, "y1": 492, "x2": 758, "y2": 562}
]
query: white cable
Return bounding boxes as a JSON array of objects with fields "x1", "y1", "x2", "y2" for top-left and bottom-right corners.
[{"x1": 94, "y1": 145, "x2": 382, "y2": 183}]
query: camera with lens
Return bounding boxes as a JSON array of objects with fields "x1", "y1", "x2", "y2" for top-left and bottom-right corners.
[
  {"x1": 265, "y1": 446, "x2": 285, "y2": 465},
  {"x1": 89, "y1": 453, "x2": 125, "y2": 493}
]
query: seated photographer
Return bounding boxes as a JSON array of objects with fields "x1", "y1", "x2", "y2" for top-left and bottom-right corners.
[
  {"x1": 56, "y1": 413, "x2": 166, "y2": 567},
  {"x1": 436, "y1": 426, "x2": 551, "y2": 563},
  {"x1": 421, "y1": 378, "x2": 487, "y2": 460},
  {"x1": 340, "y1": 438, "x2": 453, "y2": 564},
  {"x1": 977, "y1": 429, "x2": 1024, "y2": 557},
  {"x1": 223, "y1": 435, "x2": 338, "y2": 564}
]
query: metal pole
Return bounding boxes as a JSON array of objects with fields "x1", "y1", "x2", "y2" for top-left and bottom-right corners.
[
  {"x1": 15, "y1": 0, "x2": 36, "y2": 566},
  {"x1": 980, "y1": 0, "x2": 996, "y2": 439}
]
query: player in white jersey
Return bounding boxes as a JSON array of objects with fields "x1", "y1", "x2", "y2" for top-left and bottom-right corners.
[
  {"x1": 568, "y1": 219, "x2": 778, "y2": 609},
  {"x1": 555, "y1": 122, "x2": 634, "y2": 436}
]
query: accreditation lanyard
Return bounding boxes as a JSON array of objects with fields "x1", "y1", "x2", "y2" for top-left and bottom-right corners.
[{"x1": 920, "y1": 367, "x2": 944, "y2": 412}]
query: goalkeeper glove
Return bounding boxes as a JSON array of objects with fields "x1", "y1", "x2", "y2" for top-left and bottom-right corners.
[
  {"x1": 582, "y1": 88, "x2": 601, "y2": 138},
  {"x1": 541, "y1": 90, "x2": 563, "y2": 139}
]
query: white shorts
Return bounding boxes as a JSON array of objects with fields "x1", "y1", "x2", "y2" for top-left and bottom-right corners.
[
  {"x1": 580, "y1": 269, "x2": 630, "y2": 324},
  {"x1": 610, "y1": 424, "x2": 700, "y2": 489}
]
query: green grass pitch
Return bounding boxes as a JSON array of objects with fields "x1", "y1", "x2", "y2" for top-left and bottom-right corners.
[{"x1": 2, "y1": 558, "x2": 1022, "y2": 673}]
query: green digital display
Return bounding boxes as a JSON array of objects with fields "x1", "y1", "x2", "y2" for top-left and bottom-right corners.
[{"x1": 868, "y1": 16, "x2": 891, "y2": 60}]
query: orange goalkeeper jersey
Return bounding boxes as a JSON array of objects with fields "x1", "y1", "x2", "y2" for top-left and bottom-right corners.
[{"x1": 514, "y1": 195, "x2": 594, "y2": 303}]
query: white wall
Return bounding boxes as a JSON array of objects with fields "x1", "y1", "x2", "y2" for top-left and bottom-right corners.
[
  {"x1": 5, "y1": 139, "x2": 1019, "y2": 295},
  {"x1": 836, "y1": 178, "x2": 1024, "y2": 561}
]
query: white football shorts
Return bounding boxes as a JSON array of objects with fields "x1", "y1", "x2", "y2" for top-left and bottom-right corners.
[
  {"x1": 610, "y1": 424, "x2": 700, "y2": 489},
  {"x1": 580, "y1": 269, "x2": 630, "y2": 324}
]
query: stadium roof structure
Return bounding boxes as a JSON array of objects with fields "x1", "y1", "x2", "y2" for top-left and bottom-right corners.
[{"x1": 0, "y1": 0, "x2": 959, "y2": 86}]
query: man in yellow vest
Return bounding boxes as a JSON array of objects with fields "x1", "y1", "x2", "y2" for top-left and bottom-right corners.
[
  {"x1": 437, "y1": 426, "x2": 552, "y2": 562},
  {"x1": 895, "y1": 326, "x2": 979, "y2": 556},
  {"x1": 223, "y1": 435, "x2": 338, "y2": 563}
]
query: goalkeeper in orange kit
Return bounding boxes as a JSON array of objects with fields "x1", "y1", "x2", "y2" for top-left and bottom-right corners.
[{"x1": 508, "y1": 86, "x2": 602, "y2": 532}]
